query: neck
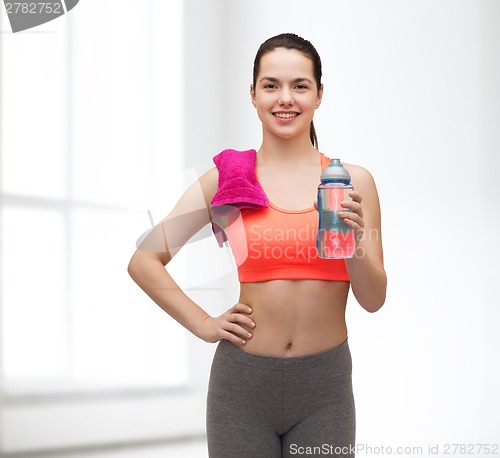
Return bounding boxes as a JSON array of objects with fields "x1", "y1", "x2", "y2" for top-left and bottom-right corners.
[{"x1": 257, "y1": 129, "x2": 319, "y2": 166}]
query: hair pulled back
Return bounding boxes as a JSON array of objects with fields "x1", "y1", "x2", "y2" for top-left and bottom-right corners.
[{"x1": 253, "y1": 33, "x2": 323, "y2": 150}]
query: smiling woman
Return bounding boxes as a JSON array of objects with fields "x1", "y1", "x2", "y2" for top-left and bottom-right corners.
[
  {"x1": 129, "y1": 32, "x2": 386, "y2": 458},
  {"x1": 251, "y1": 41, "x2": 323, "y2": 149}
]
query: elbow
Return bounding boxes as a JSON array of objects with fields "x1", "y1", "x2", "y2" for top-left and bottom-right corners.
[
  {"x1": 363, "y1": 297, "x2": 386, "y2": 313},
  {"x1": 127, "y1": 257, "x2": 138, "y2": 281},
  {"x1": 364, "y1": 283, "x2": 387, "y2": 313},
  {"x1": 354, "y1": 292, "x2": 386, "y2": 313},
  {"x1": 367, "y1": 271, "x2": 387, "y2": 313},
  {"x1": 127, "y1": 249, "x2": 168, "y2": 282},
  {"x1": 356, "y1": 278, "x2": 387, "y2": 313},
  {"x1": 127, "y1": 251, "x2": 144, "y2": 281}
]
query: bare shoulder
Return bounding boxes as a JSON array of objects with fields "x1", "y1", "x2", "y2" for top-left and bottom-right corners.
[
  {"x1": 343, "y1": 162, "x2": 377, "y2": 194},
  {"x1": 342, "y1": 162, "x2": 376, "y2": 189},
  {"x1": 167, "y1": 165, "x2": 219, "y2": 221},
  {"x1": 342, "y1": 162, "x2": 382, "y2": 221},
  {"x1": 342, "y1": 162, "x2": 381, "y2": 214},
  {"x1": 198, "y1": 166, "x2": 219, "y2": 209}
]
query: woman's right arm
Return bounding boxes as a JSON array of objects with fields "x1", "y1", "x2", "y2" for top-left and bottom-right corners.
[{"x1": 127, "y1": 167, "x2": 255, "y2": 346}]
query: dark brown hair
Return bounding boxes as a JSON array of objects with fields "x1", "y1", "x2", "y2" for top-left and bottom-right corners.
[{"x1": 253, "y1": 33, "x2": 323, "y2": 149}]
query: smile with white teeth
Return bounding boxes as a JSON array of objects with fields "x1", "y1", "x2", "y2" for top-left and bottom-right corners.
[{"x1": 273, "y1": 112, "x2": 299, "y2": 119}]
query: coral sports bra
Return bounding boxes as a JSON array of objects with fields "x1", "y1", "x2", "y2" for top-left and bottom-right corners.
[{"x1": 223, "y1": 152, "x2": 350, "y2": 283}]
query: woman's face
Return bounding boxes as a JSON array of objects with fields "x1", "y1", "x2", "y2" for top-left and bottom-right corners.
[{"x1": 251, "y1": 47, "x2": 323, "y2": 142}]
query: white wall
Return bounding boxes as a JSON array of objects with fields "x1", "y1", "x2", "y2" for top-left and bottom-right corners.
[
  {"x1": 1, "y1": 0, "x2": 498, "y2": 455},
  {"x1": 183, "y1": 0, "x2": 500, "y2": 452}
]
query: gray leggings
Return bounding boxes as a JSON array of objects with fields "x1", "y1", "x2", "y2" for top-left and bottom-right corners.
[{"x1": 206, "y1": 338, "x2": 356, "y2": 457}]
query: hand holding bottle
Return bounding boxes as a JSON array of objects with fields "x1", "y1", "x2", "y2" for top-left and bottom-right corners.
[
  {"x1": 313, "y1": 189, "x2": 365, "y2": 245},
  {"x1": 316, "y1": 159, "x2": 365, "y2": 259},
  {"x1": 337, "y1": 190, "x2": 365, "y2": 246}
]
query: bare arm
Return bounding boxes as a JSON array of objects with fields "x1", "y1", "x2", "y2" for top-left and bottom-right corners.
[
  {"x1": 342, "y1": 165, "x2": 387, "y2": 312},
  {"x1": 127, "y1": 167, "x2": 255, "y2": 345}
]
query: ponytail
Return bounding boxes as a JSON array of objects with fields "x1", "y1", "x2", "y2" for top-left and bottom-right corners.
[{"x1": 310, "y1": 121, "x2": 318, "y2": 150}]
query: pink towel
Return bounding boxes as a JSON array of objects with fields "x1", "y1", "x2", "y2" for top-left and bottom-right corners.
[{"x1": 210, "y1": 149, "x2": 268, "y2": 247}]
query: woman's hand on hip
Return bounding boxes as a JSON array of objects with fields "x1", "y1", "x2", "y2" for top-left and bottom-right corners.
[{"x1": 198, "y1": 303, "x2": 255, "y2": 346}]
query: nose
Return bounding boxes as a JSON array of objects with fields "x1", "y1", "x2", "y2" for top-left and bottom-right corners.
[{"x1": 278, "y1": 87, "x2": 294, "y2": 106}]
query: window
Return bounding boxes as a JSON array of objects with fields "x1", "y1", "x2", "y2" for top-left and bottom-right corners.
[{"x1": 0, "y1": 0, "x2": 188, "y2": 395}]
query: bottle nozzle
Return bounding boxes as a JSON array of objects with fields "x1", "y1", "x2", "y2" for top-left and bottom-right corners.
[{"x1": 320, "y1": 158, "x2": 351, "y2": 182}]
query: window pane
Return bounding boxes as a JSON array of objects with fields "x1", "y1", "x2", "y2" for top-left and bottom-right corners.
[
  {"x1": 70, "y1": 207, "x2": 187, "y2": 387},
  {"x1": 0, "y1": 20, "x2": 67, "y2": 199},
  {"x1": 69, "y1": 1, "x2": 152, "y2": 207},
  {"x1": 0, "y1": 0, "x2": 188, "y2": 395},
  {"x1": 1, "y1": 207, "x2": 67, "y2": 382}
]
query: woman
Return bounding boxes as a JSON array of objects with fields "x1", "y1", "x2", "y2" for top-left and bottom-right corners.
[{"x1": 128, "y1": 33, "x2": 386, "y2": 458}]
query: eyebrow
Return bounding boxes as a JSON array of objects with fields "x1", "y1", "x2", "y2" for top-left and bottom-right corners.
[{"x1": 259, "y1": 76, "x2": 313, "y2": 84}]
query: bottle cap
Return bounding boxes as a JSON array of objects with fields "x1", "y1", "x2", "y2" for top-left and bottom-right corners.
[{"x1": 320, "y1": 158, "x2": 351, "y2": 183}]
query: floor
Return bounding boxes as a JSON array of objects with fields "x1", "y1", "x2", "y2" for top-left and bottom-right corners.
[{"x1": 3, "y1": 439, "x2": 208, "y2": 458}]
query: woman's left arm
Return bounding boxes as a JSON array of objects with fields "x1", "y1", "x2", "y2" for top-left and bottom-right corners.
[{"x1": 340, "y1": 165, "x2": 387, "y2": 312}]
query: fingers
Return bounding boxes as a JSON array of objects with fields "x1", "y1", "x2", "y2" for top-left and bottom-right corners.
[
  {"x1": 228, "y1": 304, "x2": 255, "y2": 327},
  {"x1": 229, "y1": 311, "x2": 256, "y2": 329},
  {"x1": 221, "y1": 330, "x2": 248, "y2": 346},
  {"x1": 347, "y1": 190, "x2": 362, "y2": 203},
  {"x1": 340, "y1": 194, "x2": 363, "y2": 214},
  {"x1": 339, "y1": 191, "x2": 365, "y2": 239},
  {"x1": 222, "y1": 322, "x2": 252, "y2": 346},
  {"x1": 230, "y1": 302, "x2": 253, "y2": 315},
  {"x1": 225, "y1": 321, "x2": 253, "y2": 345},
  {"x1": 338, "y1": 209, "x2": 364, "y2": 228},
  {"x1": 221, "y1": 303, "x2": 256, "y2": 345}
]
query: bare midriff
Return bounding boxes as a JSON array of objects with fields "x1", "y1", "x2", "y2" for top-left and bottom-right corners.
[{"x1": 238, "y1": 279, "x2": 350, "y2": 357}]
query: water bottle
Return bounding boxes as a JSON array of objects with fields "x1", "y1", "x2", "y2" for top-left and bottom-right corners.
[{"x1": 316, "y1": 158, "x2": 355, "y2": 259}]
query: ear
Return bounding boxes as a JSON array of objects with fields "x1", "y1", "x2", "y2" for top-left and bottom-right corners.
[
  {"x1": 250, "y1": 84, "x2": 256, "y2": 107},
  {"x1": 315, "y1": 84, "x2": 324, "y2": 109}
]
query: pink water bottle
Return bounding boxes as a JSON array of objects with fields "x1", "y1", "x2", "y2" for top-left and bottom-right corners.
[{"x1": 316, "y1": 158, "x2": 355, "y2": 259}]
